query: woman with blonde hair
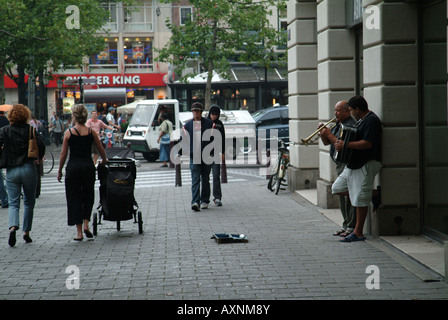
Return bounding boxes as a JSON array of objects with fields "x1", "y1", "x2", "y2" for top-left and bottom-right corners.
[
  {"x1": 0, "y1": 104, "x2": 45, "y2": 247},
  {"x1": 58, "y1": 104, "x2": 108, "y2": 241}
]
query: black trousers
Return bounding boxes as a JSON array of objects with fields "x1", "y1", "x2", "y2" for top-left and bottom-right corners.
[{"x1": 65, "y1": 159, "x2": 95, "y2": 226}]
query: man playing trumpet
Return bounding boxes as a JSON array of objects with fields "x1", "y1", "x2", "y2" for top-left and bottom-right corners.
[
  {"x1": 318, "y1": 100, "x2": 357, "y2": 238},
  {"x1": 330, "y1": 96, "x2": 382, "y2": 242}
]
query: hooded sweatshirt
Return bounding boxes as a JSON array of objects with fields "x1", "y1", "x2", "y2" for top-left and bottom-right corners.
[{"x1": 207, "y1": 105, "x2": 225, "y2": 156}]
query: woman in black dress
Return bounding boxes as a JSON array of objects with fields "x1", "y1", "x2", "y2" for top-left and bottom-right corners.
[{"x1": 57, "y1": 104, "x2": 108, "y2": 241}]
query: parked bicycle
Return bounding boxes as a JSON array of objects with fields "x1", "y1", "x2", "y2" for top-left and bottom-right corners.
[{"x1": 267, "y1": 139, "x2": 290, "y2": 195}]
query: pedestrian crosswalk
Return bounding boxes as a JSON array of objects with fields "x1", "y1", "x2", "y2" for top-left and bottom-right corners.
[{"x1": 39, "y1": 170, "x2": 249, "y2": 195}]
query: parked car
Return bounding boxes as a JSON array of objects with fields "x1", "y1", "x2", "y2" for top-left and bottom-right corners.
[{"x1": 252, "y1": 104, "x2": 289, "y2": 150}]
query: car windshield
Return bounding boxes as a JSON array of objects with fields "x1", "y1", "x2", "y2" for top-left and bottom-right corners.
[
  {"x1": 129, "y1": 104, "x2": 156, "y2": 127},
  {"x1": 251, "y1": 110, "x2": 265, "y2": 121}
]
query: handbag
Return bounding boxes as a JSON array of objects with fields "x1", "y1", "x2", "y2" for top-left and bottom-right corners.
[
  {"x1": 28, "y1": 126, "x2": 39, "y2": 158},
  {"x1": 160, "y1": 133, "x2": 171, "y2": 145}
]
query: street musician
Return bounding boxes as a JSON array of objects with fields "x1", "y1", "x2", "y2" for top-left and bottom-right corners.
[
  {"x1": 331, "y1": 96, "x2": 382, "y2": 243},
  {"x1": 319, "y1": 101, "x2": 356, "y2": 238}
]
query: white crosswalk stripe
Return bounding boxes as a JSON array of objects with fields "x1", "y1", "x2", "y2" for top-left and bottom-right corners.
[{"x1": 39, "y1": 170, "x2": 248, "y2": 195}]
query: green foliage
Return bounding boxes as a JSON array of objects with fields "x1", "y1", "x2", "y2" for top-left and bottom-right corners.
[{"x1": 156, "y1": 0, "x2": 286, "y2": 82}]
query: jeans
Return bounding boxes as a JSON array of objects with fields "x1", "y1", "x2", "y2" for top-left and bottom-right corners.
[
  {"x1": 6, "y1": 162, "x2": 38, "y2": 232},
  {"x1": 0, "y1": 169, "x2": 8, "y2": 206},
  {"x1": 189, "y1": 162, "x2": 211, "y2": 205},
  {"x1": 211, "y1": 163, "x2": 222, "y2": 201}
]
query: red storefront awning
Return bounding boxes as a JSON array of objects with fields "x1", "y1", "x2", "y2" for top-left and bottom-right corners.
[{"x1": 3, "y1": 73, "x2": 167, "y2": 89}]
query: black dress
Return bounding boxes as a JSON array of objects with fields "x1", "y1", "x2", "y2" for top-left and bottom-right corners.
[{"x1": 65, "y1": 128, "x2": 96, "y2": 226}]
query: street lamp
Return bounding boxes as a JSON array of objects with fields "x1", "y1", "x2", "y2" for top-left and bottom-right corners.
[
  {"x1": 42, "y1": 75, "x2": 49, "y2": 122},
  {"x1": 57, "y1": 78, "x2": 63, "y2": 116}
]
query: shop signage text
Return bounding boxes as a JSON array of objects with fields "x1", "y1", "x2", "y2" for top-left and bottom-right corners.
[{"x1": 65, "y1": 75, "x2": 141, "y2": 86}]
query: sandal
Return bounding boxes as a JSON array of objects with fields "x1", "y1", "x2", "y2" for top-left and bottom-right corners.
[
  {"x1": 333, "y1": 229, "x2": 346, "y2": 236},
  {"x1": 340, "y1": 233, "x2": 366, "y2": 242},
  {"x1": 339, "y1": 231, "x2": 352, "y2": 237},
  {"x1": 84, "y1": 229, "x2": 93, "y2": 239}
]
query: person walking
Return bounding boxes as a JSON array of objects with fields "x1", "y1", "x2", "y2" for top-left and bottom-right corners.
[
  {"x1": 86, "y1": 110, "x2": 114, "y2": 165},
  {"x1": 51, "y1": 113, "x2": 64, "y2": 147},
  {"x1": 157, "y1": 113, "x2": 173, "y2": 167},
  {"x1": 183, "y1": 102, "x2": 214, "y2": 211},
  {"x1": 207, "y1": 105, "x2": 225, "y2": 207},
  {"x1": 57, "y1": 104, "x2": 107, "y2": 241},
  {"x1": 0, "y1": 104, "x2": 45, "y2": 247},
  {"x1": 104, "y1": 107, "x2": 120, "y2": 147},
  {"x1": 0, "y1": 110, "x2": 9, "y2": 208}
]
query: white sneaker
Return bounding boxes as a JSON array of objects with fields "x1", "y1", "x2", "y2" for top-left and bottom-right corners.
[
  {"x1": 200, "y1": 202, "x2": 209, "y2": 210},
  {"x1": 214, "y1": 199, "x2": 222, "y2": 207},
  {"x1": 191, "y1": 203, "x2": 200, "y2": 211}
]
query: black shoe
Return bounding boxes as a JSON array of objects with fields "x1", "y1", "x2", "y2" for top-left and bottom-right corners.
[
  {"x1": 372, "y1": 186, "x2": 382, "y2": 211},
  {"x1": 23, "y1": 234, "x2": 32, "y2": 243},
  {"x1": 2, "y1": 204, "x2": 8, "y2": 208},
  {"x1": 84, "y1": 229, "x2": 93, "y2": 239},
  {"x1": 8, "y1": 229, "x2": 16, "y2": 247}
]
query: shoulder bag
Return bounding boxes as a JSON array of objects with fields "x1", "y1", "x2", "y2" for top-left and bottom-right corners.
[{"x1": 28, "y1": 126, "x2": 39, "y2": 158}]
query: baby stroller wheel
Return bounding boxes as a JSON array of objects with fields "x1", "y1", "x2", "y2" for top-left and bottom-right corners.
[
  {"x1": 92, "y1": 213, "x2": 98, "y2": 236},
  {"x1": 138, "y1": 211, "x2": 143, "y2": 234}
]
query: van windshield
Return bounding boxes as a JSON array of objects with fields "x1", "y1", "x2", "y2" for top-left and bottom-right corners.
[{"x1": 129, "y1": 104, "x2": 156, "y2": 127}]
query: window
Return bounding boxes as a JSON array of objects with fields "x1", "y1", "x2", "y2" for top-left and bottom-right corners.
[
  {"x1": 180, "y1": 7, "x2": 192, "y2": 25},
  {"x1": 124, "y1": 5, "x2": 154, "y2": 32},
  {"x1": 101, "y1": 2, "x2": 118, "y2": 32},
  {"x1": 124, "y1": 37, "x2": 153, "y2": 71},
  {"x1": 89, "y1": 38, "x2": 119, "y2": 72}
]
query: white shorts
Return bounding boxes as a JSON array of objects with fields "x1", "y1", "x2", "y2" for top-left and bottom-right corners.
[{"x1": 332, "y1": 160, "x2": 382, "y2": 207}]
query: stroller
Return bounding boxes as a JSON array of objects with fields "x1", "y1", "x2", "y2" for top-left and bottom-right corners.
[{"x1": 92, "y1": 147, "x2": 143, "y2": 235}]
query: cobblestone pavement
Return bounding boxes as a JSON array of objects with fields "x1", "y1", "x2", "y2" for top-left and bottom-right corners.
[{"x1": 0, "y1": 168, "x2": 447, "y2": 301}]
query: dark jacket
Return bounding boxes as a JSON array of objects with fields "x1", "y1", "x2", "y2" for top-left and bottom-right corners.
[
  {"x1": 0, "y1": 124, "x2": 45, "y2": 168},
  {"x1": 183, "y1": 116, "x2": 214, "y2": 159},
  {"x1": 207, "y1": 106, "x2": 225, "y2": 155}
]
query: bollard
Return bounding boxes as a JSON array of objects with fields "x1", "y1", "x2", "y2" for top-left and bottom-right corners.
[
  {"x1": 169, "y1": 141, "x2": 175, "y2": 168},
  {"x1": 175, "y1": 162, "x2": 182, "y2": 187},
  {"x1": 221, "y1": 158, "x2": 227, "y2": 184},
  {"x1": 266, "y1": 149, "x2": 271, "y2": 180}
]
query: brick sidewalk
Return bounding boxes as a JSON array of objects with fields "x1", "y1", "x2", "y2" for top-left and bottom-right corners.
[{"x1": 0, "y1": 178, "x2": 447, "y2": 300}]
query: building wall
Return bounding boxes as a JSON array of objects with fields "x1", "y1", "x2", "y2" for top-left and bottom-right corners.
[{"x1": 287, "y1": 0, "x2": 438, "y2": 236}]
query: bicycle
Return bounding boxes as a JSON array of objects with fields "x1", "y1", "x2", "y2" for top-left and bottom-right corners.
[
  {"x1": 42, "y1": 150, "x2": 54, "y2": 174},
  {"x1": 267, "y1": 139, "x2": 290, "y2": 195}
]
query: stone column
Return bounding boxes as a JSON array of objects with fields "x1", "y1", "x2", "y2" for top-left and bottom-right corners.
[
  {"x1": 287, "y1": 0, "x2": 319, "y2": 191},
  {"x1": 316, "y1": 0, "x2": 356, "y2": 208}
]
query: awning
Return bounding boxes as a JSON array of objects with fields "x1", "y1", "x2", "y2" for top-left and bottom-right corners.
[
  {"x1": 83, "y1": 87, "x2": 127, "y2": 104},
  {"x1": 117, "y1": 100, "x2": 141, "y2": 114}
]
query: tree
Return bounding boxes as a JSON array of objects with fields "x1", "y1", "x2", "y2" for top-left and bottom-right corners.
[
  {"x1": 156, "y1": 0, "x2": 287, "y2": 110},
  {"x1": 0, "y1": 0, "x2": 138, "y2": 109}
]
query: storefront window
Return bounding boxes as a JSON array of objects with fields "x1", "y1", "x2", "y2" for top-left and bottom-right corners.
[
  {"x1": 89, "y1": 38, "x2": 119, "y2": 72},
  {"x1": 124, "y1": 37, "x2": 153, "y2": 72}
]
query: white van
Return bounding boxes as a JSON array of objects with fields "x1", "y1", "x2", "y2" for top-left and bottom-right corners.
[{"x1": 123, "y1": 99, "x2": 180, "y2": 161}]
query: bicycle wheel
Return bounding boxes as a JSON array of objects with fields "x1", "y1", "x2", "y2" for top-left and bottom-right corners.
[
  {"x1": 275, "y1": 159, "x2": 286, "y2": 195},
  {"x1": 43, "y1": 150, "x2": 55, "y2": 174}
]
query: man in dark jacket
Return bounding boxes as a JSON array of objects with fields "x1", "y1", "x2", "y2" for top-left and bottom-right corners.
[
  {"x1": 183, "y1": 102, "x2": 214, "y2": 211},
  {"x1": 207, "y1": 105, "x2": 225, "y2": 206}
]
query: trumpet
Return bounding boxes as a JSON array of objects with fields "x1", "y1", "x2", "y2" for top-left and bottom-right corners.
[{"x1": 301, "y1": 117, "x2": 337, "y2": 146}]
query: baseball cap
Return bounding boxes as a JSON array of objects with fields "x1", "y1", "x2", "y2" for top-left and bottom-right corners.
[{"x1": 191, "y1": 102, "x2": 203, "y2": 111}]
